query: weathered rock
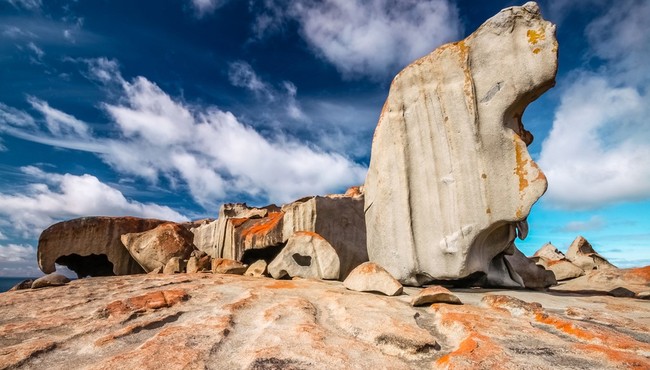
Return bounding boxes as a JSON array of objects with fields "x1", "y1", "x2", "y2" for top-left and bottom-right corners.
[
  {"x1": 281, "y1": 190, "x2": 368, "y2": 279},
  {"x1": 2, "y1": 271, "x2": 649, "y2": 369},
  {"x1": 211, "y1": 258, "x2": 247, "y2": 275},
  {"x1": 148, "y1": 266, "x2": 162, "y2": 274},
  {"x1": 244, "y1": 259, "x2": 267, "y2": 277},
  {"x1": 343, "y1": 262, "x2": 403, "y2": 296},
  {"x1": 38, "y1": 217, "x2": 168, "y2": 277},
  {"x1": 162, "y1": 257, "x2": 185, "y2": 274},
  {"x1": 8, "y1": 279, "x2": 34, "y2": 291},
  {"x1": 637, "y1": 291, "x2": 650, "y2": 300},
  {"x1": 537, "y1": 257, "x2": 585, "y2": 281},
  {"x1": 121, "y1": 223, "x2": 195, "y2": 273},
  {"x1": 533, "y1": 242, "x2": 566, "y2": 261},
  {"x1": 566, "y1": 236, "x2": 616, "y2": 271},
  {"x1": 186, "y1": 255, "x2": 211, "y2": 273},
  {"x1": 503, "y1": 247, "x2": 556, "y2": 289},
  {"x1": 31, "y1": 274, "x2": 70, "y2": 289},
  {"x1": 551, "y1": 266, "x2": 650, "y2": 296},
  {"x1": 411, "y1": 286, "x2": 462, "y2": 306},
  {"x1": 364, "y1": 2, "x2": 557, "y2": 285},
  {"x1": 268, "y1": 231, "x2": 340, "y2": 280}
]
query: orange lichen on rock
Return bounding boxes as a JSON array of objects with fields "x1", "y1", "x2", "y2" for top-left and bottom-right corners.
[
  {"x1": 293, "y1": 230, "x2": 323, "y2": 239},
  {"x1": 575, "y1": 343, "x2": 650, "y2": 369},
  {"x1": 102, "y1": 289, "x2": 189, "y2": 317},
  {"x1": 527, "y1": 28, "x2": 545, "y2": 45},
  {"x1": 624, "y1": 265, "x2": 650, "y2": 281},
  {"x1": 513, "y1": 133, "x2": 529, "y2": 193},
  {"x1": 265, "y1": 280, "x2": 297, "y2": 289},
  {"x1": 240, "y1": 211, "x2": 283, "y2": 239}
]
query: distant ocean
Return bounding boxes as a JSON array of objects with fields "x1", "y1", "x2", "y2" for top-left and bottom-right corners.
[{"x1": 0, "y1": 277, "x2": 36, "y2": 293}]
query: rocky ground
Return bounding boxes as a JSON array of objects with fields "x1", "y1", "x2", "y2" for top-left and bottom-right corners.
[{"x1": 1, "y1": 272, "x2": 649, "y2": 370}]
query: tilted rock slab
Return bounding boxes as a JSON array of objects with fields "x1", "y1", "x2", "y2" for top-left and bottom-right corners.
[
  {"x1": 364, "y1": 2, "x2": 557, "y2": 285},
  {"x1": 268, "y1": 231, "x2": 340, "y2": 280},
  {"x1": 38, "y1": 217, "x2": 168, "y2": 277},
  {"x1": 566, "y1": 236, "x2": 616, "y2": 271},
  {"x1": 534, "y1": 242, "x2": 566, "y2": 261},
  {"x1": 121, "y1": 223, "x2": 196, "y2": 273}
]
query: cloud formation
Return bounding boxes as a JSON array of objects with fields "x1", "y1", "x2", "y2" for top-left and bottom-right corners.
[
  {"x1": 253, "y1": 0, "x2": 462, "y2": 79},
  {"x1": 559, "y1": 215, "x2": 606, "y2": 233},
  {"x1": 0, "y1": 166, "x2": 188, "y2": 238},
  {"x1": 0, "y1": 59, "x2": 366, "y2": 209},
  {"x1": 538, "y1": 0, "x2": 650, "y2": 209},
  {"x1": 190, "y1": 0, "x2": 229, "y2": 17}
]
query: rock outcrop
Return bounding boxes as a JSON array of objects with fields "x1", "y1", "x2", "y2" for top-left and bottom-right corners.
[
  {"x1": 343, "y1": 262, "x2": 403, "y2": 296},
  {"x1": 121, "y1": 223, "x2": 196, "y2": 273},
  {"x1": 38, "y1": 217, "x2": 168, "y2": 277},
  {"x1": 1, "y1": 273, "x2": 649, "y2": 369},
  {"x1": 267, "y1": 231, "x2": 340, "y2": 280},
  {"x1": 364, "y1": 2, "x2": 557, "y2": 285},
  {"x1": 534, "y1": 242, "x2": 566, "y2": 261},
  {"x1": 503, "y1": 247, "x2": 556, "y2": 289},
  {"x1": 532, "y1": 242, "x2": 586, "y2": 280},
  {"x1": 411, "y1": 286, "x2": 462, "y2": 306},
  {"x1": 192, "y1": 188, "x2": 367, "y2": 280},
  {"x1": 551, "y1": 266, "x2": 650, "y2": 297},
  {"x1": 566, "y1": 236, "x2": 616, "y2": 271}
]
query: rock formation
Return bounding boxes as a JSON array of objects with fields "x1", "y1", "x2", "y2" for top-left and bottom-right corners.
[
  {"x1": 121, "y1": 223, "x2": 196, "y2": 273},
  {"x1": 534, "y1": 242, "x2": 566, "y2": 261},
  {"x1": 364, "y1": 2, "x2": 557, "y2": 285},
  {"x1": 267, "y1": 231, "x2": 340, "y2": 280},
  {"x1": 38, "y1": 217, "x2": 168, "y2": 277},
  {"x1": 30, "y1": 274, "x2": 70, "y2": 289},
  {"x1": 566, "y1": 236, "x2": 616, "y2": 271},
  {"x1": 503, "y1": 247, "x2": 556, "y2": 289},
  {"x1": 343, "y1": 262, "x2": 403, "y2": 296},
  {"x1": 2, "y1": 273, "x2": 649, "y2": 369},
  {"x1": 411, "y1": 286, "x2": 462, "y2": 306}
]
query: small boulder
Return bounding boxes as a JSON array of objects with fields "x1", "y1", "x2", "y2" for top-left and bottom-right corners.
[
  {"x1": 543, "y1": 259, "x2": 585, "y2": 281},
  {"x1": 343, "y1": 262, "x2": 403, "y2": 296},
  {"x1": 566, "y1": 236, "x2": 616, "y2": 271},
  {"x1": 187, "y1": 255, "x2": 211, "y2": 273},
  {"x1": 31, "y1": 274, "x2": 70, "y2": 289},
  {"x1": 244, "y1": 259, "x2": 267, "y2": 277},
  {"x1": 8, "y1": 279, "x2": 35, "y2": 291},
  {"x1": 637, "y1": 291, "x2": 650, "y2": 300},
  {"x1": 411, "y1": 286, "x2": 462, "y2": 306},
  {"x1": 121, "y1": 223, "x2": 195, "y2": 273},
  {"x1": 268, "y1": 231, "x2": 340, "y2": 280},
  {"x1": 163, "y1": 257, "x2": 186, "y2": 274},
  {"x1": 212, "y1": 258, "x2": 247, "y2": 275}
]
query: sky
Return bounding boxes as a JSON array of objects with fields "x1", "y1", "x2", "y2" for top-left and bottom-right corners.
[{"x1": 0, "y1": 0, "x2": 648, "y2": 277}]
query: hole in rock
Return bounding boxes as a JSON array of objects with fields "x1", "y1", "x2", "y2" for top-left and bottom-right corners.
[
  {"x1": 55, "y1": 253, "x2": 115, "y2": 278},
  {"x1": 241, "y1": 244, "x2": 285, "y2": 265},
  {"x1": 292, "y1": 253, "x2": 312, "y2": 267}
]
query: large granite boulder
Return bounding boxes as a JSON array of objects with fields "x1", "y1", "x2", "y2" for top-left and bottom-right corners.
[
  {"x1": 38, "y1": 217, "x2": 168, "y2": 277},
  {"x1": 364, "y1": 2, "x2": 557, "y2": 285},
  {"x1": 268, "y1": 231, "x2": 340, "y2": 280},
  {"x1": 121, "y1": 223, "x2": 195, "y2": 273},
  {"x1": 566, "y1": 236, "x2": 616, "y2": 271}
]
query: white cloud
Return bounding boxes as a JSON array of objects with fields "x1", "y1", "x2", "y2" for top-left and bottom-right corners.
[
  {"x1": 190, "y1": 0, "x2": 229, "y2": 17},
  {"x1": 228, "y1": 61, "x2": 273, "y2": 99},
  {"x1": 6, "y1": 0, "x2": 41, "y2": 10},
  {"x1": 0, "y1": 231, "x2": 6, "y2": 240},
  {"x1": 560, "y1": 215, "x2": 606, "y2": 233},
  {"x1": 0, "y1": 103, "x2": 36, "y2": 128},
  {"x1": 0, "y1": 166, "x2": 188, "y2": 237},
  {"x1": 253, "y1": 0, "x2": 462, "y2": 79},
  {"x1": 26, "y1": 41, "x2": 44, "y2": 59},
  {"x1": 538, "y1": 1, "x2": 650, "y2": 209},
  {"x1": 0, "y1": 243, "x2": 35, "y2": 263},
  {"x1": 0, "y1": 60, "x2": 366, "y2": 208}
]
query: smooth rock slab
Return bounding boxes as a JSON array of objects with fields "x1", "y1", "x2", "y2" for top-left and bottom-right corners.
[
  {"x1": 268, "y1": 231, "x2": 340, "y2": 280},
  {"x1": 364, "y1": 2, "x2": 557, "y2": 285},
  {"x1": 411, "y1": 286, "x2": 462, "y2": 306},
  {"x1": 343, "y1": 262, "x2": 403, "y2": 296},
  {"x1": 31, "y1": 274, "x2": 70, "y2": 289}
]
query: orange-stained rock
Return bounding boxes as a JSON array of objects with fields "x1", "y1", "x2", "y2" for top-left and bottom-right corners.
[
  {"x1": 121, "y1": 223, "x2": 195, "y2": 273},
  {"x1": 411, "y1": 286, "x2": 462, "y2": 306},
  {"x1": 38, "y1": 216, "x2": 168, "y2": 277},
  {"x1": 211, "y1": 258, "x2": 247, "y2": 275},
  {"x1": 343, "y1": 262, "x2": 403, "y2": 296}
]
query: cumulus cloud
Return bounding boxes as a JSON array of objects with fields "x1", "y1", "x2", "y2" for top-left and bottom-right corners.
[
  {"x1": 0, "y1": 60, "x2": 366, "y2": 208},
  {"x1": 559, "y1": 215, "x2": 606, "y2": 233},
  {"x1": 0, "y1": 243, "x2": 35, "y2": 263},
  {"x1": 538, "y1": 0, "x2": 650, "y2": 209},
  {"x1": 252, "y1": 0, "x2": 462, "y2": 79},
  {"x1": 0, "y1": 166, "x2": 188, "y2": 237}
]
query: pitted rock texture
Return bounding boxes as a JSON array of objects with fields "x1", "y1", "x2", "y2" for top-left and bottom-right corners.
[
  {"x1": 38, "y1": 217, "x2": 168, "y2": 277},
  {"x1": 1, "y1": 274, "x2": 649, "y2": 369},
  {"x1": 364, "y1": 2, "x2": 557, "y2": 285},
  {"x1": 268, "y1": 231, "x2": 340, "y2": 280},
  {"x1": 121, "y1": 223, "x2": 196, "y2": 273}
]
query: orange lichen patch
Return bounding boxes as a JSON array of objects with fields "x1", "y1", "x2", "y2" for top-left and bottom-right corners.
[
  {"x1": 532, "y1": 48, "x2": 541, "y2": 54},
  {"x1": 575, "y1": 344, "x2": 650, "y2": 369},
  {"x1": 240, "y1": 212, "x2": 283, "y2": 239},
  {"x1": 546, "y1": 259, "x2": 564, "y2": 266},
  {"x1": 294, "y1": 230, "x2": 323, "y2": 239},
  {"x1": 102, "y1": 289, "x2": 189, "y2": 317},
  {"x1": 624, "y1": 266, "x2": 650, "y2": 282},
  {"x1": 265, "y1": 280, "x2": 297, "y2": 289},
  {"x1": 229, "y1": 218, "x2": 249, "y2": 228},
  {"x1": 344, "y1": 186, "x2": 363, "y2": 197},
  {"x1": 534, "y1": 312, "x2": 596, "y2": 341},
  {"x1": 527, "y1": 28, "x2": 545, "y2": 45},
  {"x1": 513, "y1": 133, "x2": 529, "y2": 193}
]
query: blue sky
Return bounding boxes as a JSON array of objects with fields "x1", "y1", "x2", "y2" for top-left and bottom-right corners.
[{"x1": 0, "y1": 0, "x2": 648, "y2": 277}]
